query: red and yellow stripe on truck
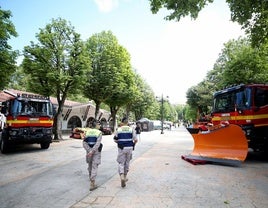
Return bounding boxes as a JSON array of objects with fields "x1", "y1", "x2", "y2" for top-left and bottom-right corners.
[
  {"x1": 6, "y1": 116, "x2": 53, "y2": 128},
  {"x1": 212, "y1": 112, "x2": 268, "y2": 127}
]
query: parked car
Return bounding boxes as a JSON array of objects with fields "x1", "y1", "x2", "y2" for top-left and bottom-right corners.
[
  {"x1": 69, "y1": 129, "x2": 83, "y2": 139},
  {"x1": 152, "y1": 120, "x2": 161, "y2": 130},
  {"x1": 163, "y1": 123, "x2": 170, "y2": 130}
]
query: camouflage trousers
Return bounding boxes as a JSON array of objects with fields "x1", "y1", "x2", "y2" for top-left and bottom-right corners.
[
  {"x1": 86, "y1": 151, "x2": 101, "y2": 181},
  {"x1": 117, "y1": 147, "x2": 133, "y2": 175}
]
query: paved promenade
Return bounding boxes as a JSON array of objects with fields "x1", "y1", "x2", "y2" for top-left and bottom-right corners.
[{"x1": 70, "y1": 126, "x2": 268, "y2": 208}]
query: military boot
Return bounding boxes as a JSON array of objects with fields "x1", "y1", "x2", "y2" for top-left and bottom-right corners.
[
  {"x1": 90, "y1": 180, "x2": 97, "y2": 191},
  {"x1": 124, "y1": 174, "x2": 128, "y2": 182},
  {"x1": 120, "y1": 174, "x2": 126, "y2": 188}
]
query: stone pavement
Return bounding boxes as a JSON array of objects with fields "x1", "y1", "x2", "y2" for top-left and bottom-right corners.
[{"x1": 70, "y1": 127, "x2": 268, "y2": 208}]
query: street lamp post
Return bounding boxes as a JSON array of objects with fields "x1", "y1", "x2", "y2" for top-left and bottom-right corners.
[
  {"x1": 160, "y1": 95, "x2": 164, "y2": 134},
  {"x1": 157, "y1": 94, "x2": 168, "y2": 134}
]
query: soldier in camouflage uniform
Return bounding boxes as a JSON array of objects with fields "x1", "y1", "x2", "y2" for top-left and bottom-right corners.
[
  {"x1": 114, "y1": 117, "x2": 137, "y2": 188},
  {"x1": 75, "y1": 120, "x2": 103, "y2": 191}
]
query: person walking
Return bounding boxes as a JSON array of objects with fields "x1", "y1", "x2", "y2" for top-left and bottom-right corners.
[
  {"x1": 114, "y1": 117, "x2": 138, "y2": 188},
  {"x1": 135, "y1": 123, "x2": 141, "y2": 142},
  {"x1": 74, "y1": 120, "x2": 103, "y2": 191}
]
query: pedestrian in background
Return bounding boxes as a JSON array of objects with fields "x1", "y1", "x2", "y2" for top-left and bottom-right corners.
[
  {"x1": 114, "y1": 117, "x2": 138, "y2": 188},
  {"x1": 74, "y1": 120, "x2": 103, "y2": 191},
  {"x1": 135, "y1": 122, "x2": 141, "y2": 142}
]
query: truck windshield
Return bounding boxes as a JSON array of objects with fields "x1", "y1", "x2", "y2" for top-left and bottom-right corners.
[
  {"x1": 213, "y1": 87, "x2": 251, "y2": 113},
  {"x1": 254, "y1": 87, "x2": 268, "y2": 107},
  {"x1": 12, "y1": 99, "x2": 53, "y2": 117}
]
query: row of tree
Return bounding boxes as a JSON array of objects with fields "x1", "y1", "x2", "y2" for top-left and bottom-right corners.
[
  {"x1": 1, "y1": 1, "x2": 267, "y2": 133},
  {"x1": 0, "y1": 8, "x2": 178, "y2": 139}
]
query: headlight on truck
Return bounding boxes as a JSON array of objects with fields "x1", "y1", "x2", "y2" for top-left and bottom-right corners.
[
  {"x1": 43, "y1": 129, "x2": 52, "y2": 135},
  {"x1": 9, "y1": 130, "x2": 19, "y2": 136}
]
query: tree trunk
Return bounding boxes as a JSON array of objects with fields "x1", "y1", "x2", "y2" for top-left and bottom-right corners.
[
  {"x1": 53, "y1": 113, "x2": 63, "y2": 140},
  {"x1": 95, "y1": 101, "x2": 101, "y2": 120},
  {"x1": 110, "y1": 106, "x2": 118, "y2": 132},
  {"x1": 125, "y1": 104, "x2": 131, "y2": 120},
  {"x1": 53, "y1": 94, "x2": 65, "y2": 140}
]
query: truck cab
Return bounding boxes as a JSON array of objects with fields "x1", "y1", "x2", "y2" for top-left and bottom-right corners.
[
  {"x1": 211, "y1": 84, "x2": 268, "y2": 153},
  {"x1": 0, "y1": 91, "x2": 54, "y2": 153}
]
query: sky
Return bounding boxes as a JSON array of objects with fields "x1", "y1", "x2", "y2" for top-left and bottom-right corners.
[{"x1": 1, "y1": 0, "x2": 245, "y2": 104}]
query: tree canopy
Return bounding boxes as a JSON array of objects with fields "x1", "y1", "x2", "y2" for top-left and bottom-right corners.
[
  {"x1": 104, "y1": 43, "x2": 137, "y2": 128},
  {"x1": 84, "y1": 31, "x2": 137, "y2": 128},
  {"x1": 23, "y1": 18, "x2": 91, "y2": 97},
  {"x1": 23, "y1": 17, "x2": 91, "y2": 139},
  {"x1": 0, "y1": 7, "x2": 18, "y2": 90},
  {"x1": 84, "y1": 31, "x2": 122, "y2": 119},
  {"x1": 219, "y1": 38, "x2": 268, "y2": 86},
  {"x1": 129, "y1": 73, "x2": 156, "y2": 121}
]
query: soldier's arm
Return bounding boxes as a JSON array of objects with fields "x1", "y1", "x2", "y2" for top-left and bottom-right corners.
[
  {"x1": 113, "y1": 131, "x2": 118, "y2": 143},
  {"x1": 83, "y1": 140, "x2": 91, "y2": 152},
  {"x1": 91, "y1": 132, "x2": 102, "y2": 153}
]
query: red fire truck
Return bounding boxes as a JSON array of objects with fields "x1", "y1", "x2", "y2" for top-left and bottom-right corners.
[
  {"x1": 211, "y1": 84, "x2": 268, "y2": 154},
  {"x1": 0, "y1": 90, "x2": 54, "y2": 153}
]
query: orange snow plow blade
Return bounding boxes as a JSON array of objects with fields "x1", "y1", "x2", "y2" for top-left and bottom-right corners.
[{"x1": 183, "y1": 124, "x2": 248, "y2": 166}]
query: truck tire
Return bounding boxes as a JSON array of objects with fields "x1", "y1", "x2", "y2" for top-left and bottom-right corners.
[
  {"x1": 0, "y1": 135, "x2": 10, "y2": 154},
  {"x1": 263, "y1": 140, "x2": 268, "y2": 160},
  {"x1": 40, "y1": 142, "x2": 50, "y2": 149}
]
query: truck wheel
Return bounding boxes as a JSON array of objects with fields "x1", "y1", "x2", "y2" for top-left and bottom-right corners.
[
  {"x1": 40, "y1": 142, "x2": 50, "y2": 149},
  {"x1": 0, "y1": 137, "x2": 10, "y2": 154},
  {"x1": 263, "y1": 140, "x2": 268, "y2": 160}
]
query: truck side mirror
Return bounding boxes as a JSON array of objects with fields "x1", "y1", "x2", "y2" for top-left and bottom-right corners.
[
  {"x1": 1, "y1": 103, "x2": 7, "y2": 115},
  {"x1": 52, "y1": 105, "x2": 57, "y2": 116}
]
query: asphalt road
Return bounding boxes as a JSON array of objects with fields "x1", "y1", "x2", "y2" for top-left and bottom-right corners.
[
  {"x1": 0, "y1": 126, "x2": 268, "y2": 208},
  {"x1": 0, "y1": 130, "x2": 156, "y2": 208}
]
